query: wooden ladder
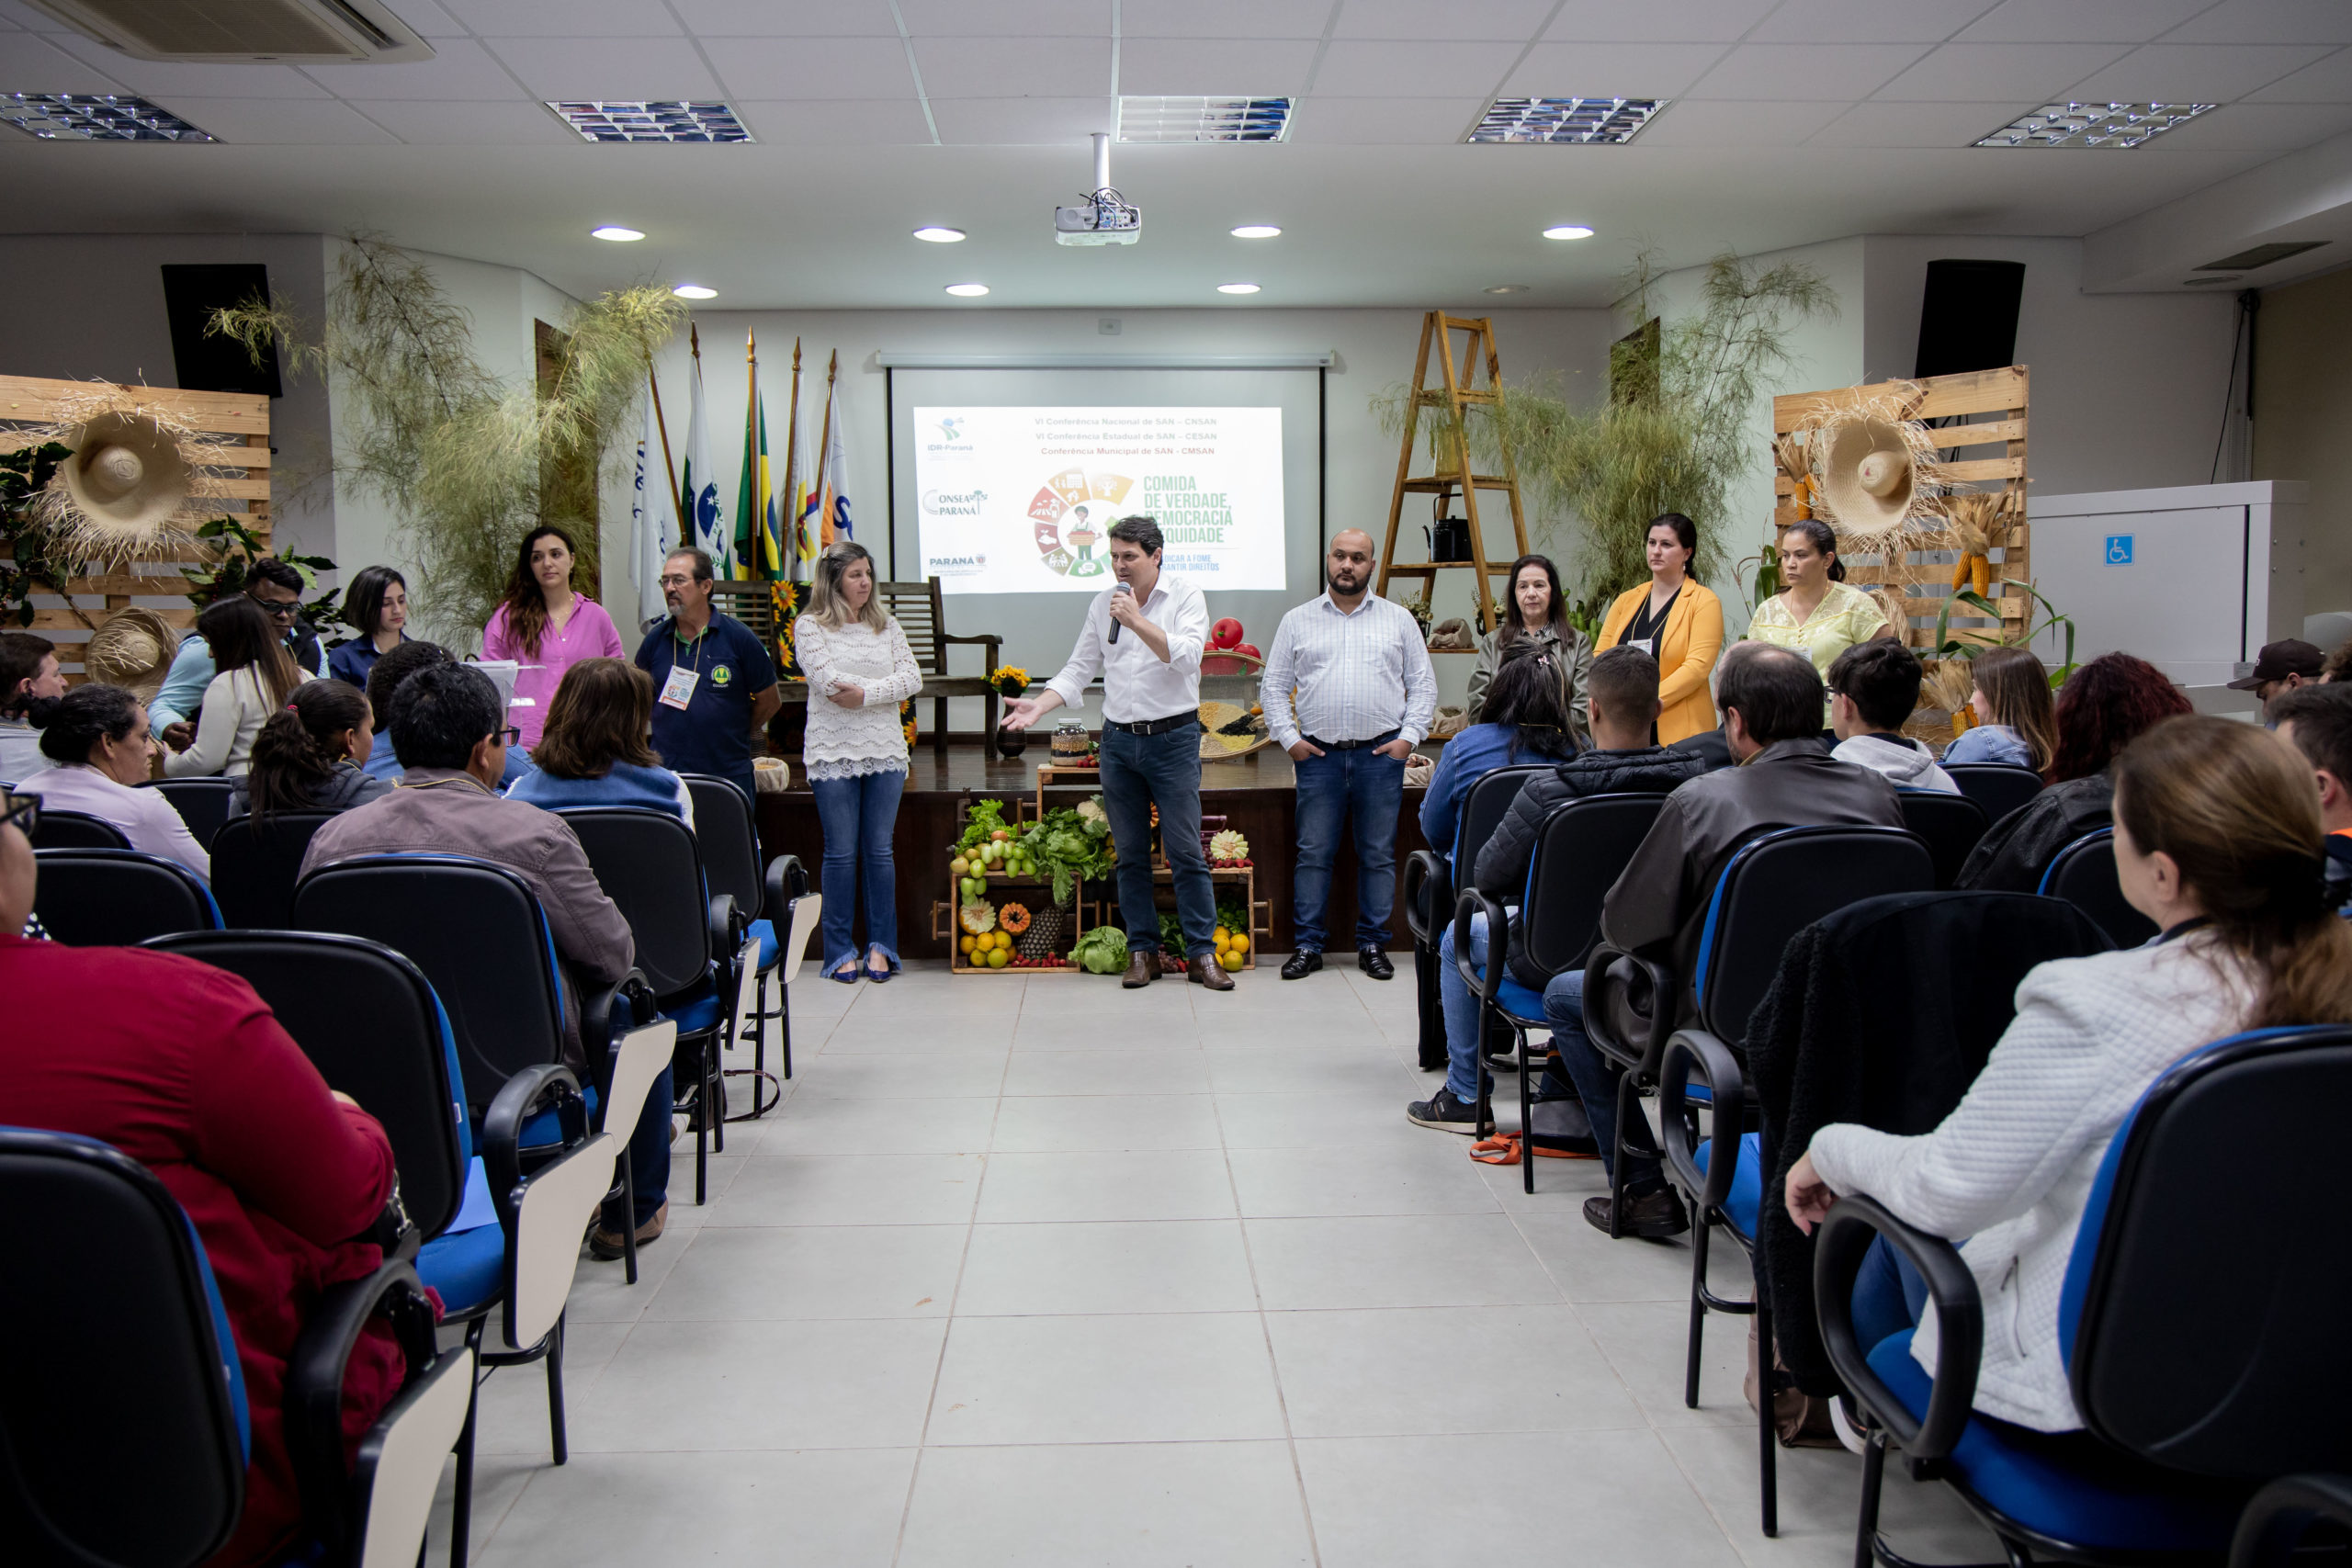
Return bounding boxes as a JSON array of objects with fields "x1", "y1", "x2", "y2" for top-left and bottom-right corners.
[{"x1": 1374, "y1": 311, "x2": 1530, "y2": 644}]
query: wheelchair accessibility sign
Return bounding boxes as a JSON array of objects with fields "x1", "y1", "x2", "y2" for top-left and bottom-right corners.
[{"x1": 2105, "y1": 535, "x2": 2133, "y2": 565}]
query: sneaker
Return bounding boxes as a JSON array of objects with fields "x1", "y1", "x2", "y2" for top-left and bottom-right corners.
[
  {"x1": 588, "y1": 1200, "x2": 668, "y2": 1261},
  {"x1": 1581, "y1": 1189, "x2": 1689, "y2": 1239},
  {"x1": 1406, "y1": 1086, "x2": 1484, "y2": 1134}
]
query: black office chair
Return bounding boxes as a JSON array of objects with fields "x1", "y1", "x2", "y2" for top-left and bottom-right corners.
[
  {"x1": 27, "y1": 808, "x2": 130, "y2": 851},
  {"x1": 683, "y1": 771, "x2": 795, "y2": 1113},
  {"x1": 210, "y1": 811, "x2": 339, "y2": 929},
  {"x1": 2041, "y1": 827, "x2": 2158, "y2": 948},
  {"x1": 1401, "y1": 763, "x2": 1549, "y2": 1072},
  {"x1": 2230, "y1": 1474, "x2": 2352, "y2": 1566},
  {"x1": 145, "y1": 778, "x2": 240, "y2": 851},
  {"x1": 0, "y1": 1126, "x2": 472, "y2": 1568},
  {"x1": 1945, "y1": 761, "x2": 2044, "y2": 826},
  {"x1": 1816, "y1": 1025, "x2": 2352, "y2": 1567},
  {"x1": 1453, "y1": 793, "x2": 1667, "y2": 1193},
  {"x1": 556, "y1": 807, "x2": 740, "y2": 1204},
  {"x1": 1895, "y1": 788, "x2": 1990, "y2": 890},
  {"x1": 31, "y1": 848, "x2": 220, "y2": 945}
]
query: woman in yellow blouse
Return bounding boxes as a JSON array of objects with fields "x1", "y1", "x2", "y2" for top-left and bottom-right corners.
[
  {"x1": 1743, "y1": 518, "x2": 1892, "y2": 681},
  {"x1": 1595, "y1": 513, "x2": 1724, "y2": 744}
]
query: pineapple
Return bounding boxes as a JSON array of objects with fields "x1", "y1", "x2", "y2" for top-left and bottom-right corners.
[{"x1": 1017, "y1": 902, "x2": 1065, "y2": 960}]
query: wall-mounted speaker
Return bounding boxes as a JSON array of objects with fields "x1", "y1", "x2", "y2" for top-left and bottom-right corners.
[
  {"x1": 160, "y1": 264, "x2": 282, "y2": 398},
  {"x1": 1913, "y1": 259, "x2": 2025, "y2": 380}
]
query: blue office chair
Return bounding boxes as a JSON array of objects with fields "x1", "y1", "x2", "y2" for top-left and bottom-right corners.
[
  {"x1": 32, "y1": 848, "x2": 220, "y2": 945},
  {"x1": 1946, "y1": 762, "x2": 2045, "y2": 826},
  {"x1": 209, "y1": 809, "x2": 339, "y2": 929},
  {"x1": 2041, "y1": 828, "x2": 2159, "y2": 949},
  {"x1": 1816, "y1": 1025, "x2": 2352, "y2": 1567},
  {"x1": 145, "y1": 777, "x2": 240, "y2": 852},
  {"x1": 26, "y1": 808, "x2": 130, "y2": 851},
  {"x1": 684, "y1": 772, "x2": 820, "y2": 1104},
  {"x1": 1896, "y1": 788, "x2": 1991, "y2": 890},
  {"x1": 1402, "y1": 763, "x2": 1549, "y2": 1072},
  {"x1": 2230, "y1": 1473, "x2": 2352, "y2": 1566}
]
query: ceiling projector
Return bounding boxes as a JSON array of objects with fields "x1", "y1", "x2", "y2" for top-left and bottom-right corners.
[{"x1": 1056, "y1": 132, "x2": 1140, "y2": 247}]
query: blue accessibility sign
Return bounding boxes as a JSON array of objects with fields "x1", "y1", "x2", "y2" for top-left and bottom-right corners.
[{"x1": 2104, "y1": 535, "x2": 2134, "y2": 565}]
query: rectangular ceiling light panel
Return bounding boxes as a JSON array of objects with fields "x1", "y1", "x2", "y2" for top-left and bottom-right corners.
[
  {"x1": 1, "y1": 93, "x2": 214, "y2": 141},
  {"x1": 1974, "y1": 102, "x2": 2215, "y2": 149},
  {"x1": 1116, "y1": 96, "x2": 1293, "y2": 142},
  {"x1": 546, "y1": 102, "x2": 752, "y2": 143},
  {"x1": 1468, "y1": 97, "x2": 1662, "y2": 144}
]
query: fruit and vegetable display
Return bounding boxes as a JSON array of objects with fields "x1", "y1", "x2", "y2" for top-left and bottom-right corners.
[
  {"x1": 1017, "y1": 802, "x2": 1119, "y2": 907},
  {"x1": 1208, "y1": 829, "x2": 1251, "y2": 868},
  {"x1": 1201, "y1": 617, "x2": 1263, "y2": 674},
  {"x1": 1070, "y1": 926, "x2": 1129, "y2": 975}
]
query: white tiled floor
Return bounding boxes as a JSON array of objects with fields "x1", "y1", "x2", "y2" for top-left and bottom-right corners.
[{"x1": 434, "y1": 961, "x2": 2003, "y2": 1567}]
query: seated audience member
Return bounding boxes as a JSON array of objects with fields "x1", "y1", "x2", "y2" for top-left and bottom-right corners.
[
  {"x1": 1548, "y1": 644, "x2": 1903, "y2": 1237},
  {"x1": 152, "y1": 558, "x2": 322, "y2": 743},
  {"x1": 325, "y1": 564, "x2": 411, "y2": 689},
  {"x1": 1668, "y1": 640, "x2": 1777, "y2": 773},
  {"x1": 2269, "y1": 683, "x2": 2352, "y2": 913},
  {"x1": 505, "y1": 658, "x2": 694, "y2": 825},
  {"x1": 1827, "y1": 639, "x2": 1958, "y2": 793},
  {"x1": 164, "y1": 597, "x2": 304, "y2": 779},
  {"x1": 300, "y1": 663, "x2": 666, "y2": 1258},
  {"x1": 2227, "y1": 637, "x2": 2324, "y2": 722},
  {"x1": 0, "y1": 802, "x2": 404, "y2": 1566},
  {"x1": 0, "y1": 630, "x2": 64, "y2": 782},
  {"x1": 1786, "y1": 716, "x2": 2352, "y2": 1432},
  {"x1": 231, "y1": 678, "x2": 392, "y2": 818},
  {"x1": 1939, "y1": 645, "x2": 2054, "y2": 772},
  {"x1": 358, "y1": 639, "x2": 534, "y2": 790},
  {"x1": 1418, "y1": 644, "x2": 1577, "y2": 863},
  {"x1": 22, "y1": 682, "x2": 209, "y2": 875},
  {"x1": 1408, "y1": 647, "x2": 1706, "y2": 1133},
  {"x1": 2323, "y1": 637, "x2": 2352, "y2": 684},
  {"x1": 1955, "y1": 652, "x2": 2191, "y2": 892}
]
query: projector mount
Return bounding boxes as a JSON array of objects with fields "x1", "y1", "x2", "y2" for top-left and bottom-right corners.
[{"x1": 1055, "y1": 131, "x2": 1141, "y2": 246}]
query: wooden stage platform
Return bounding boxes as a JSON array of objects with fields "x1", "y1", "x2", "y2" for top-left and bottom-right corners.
[{"x1": 753, "y1": 744, "x2": 1431, "y2": 962}]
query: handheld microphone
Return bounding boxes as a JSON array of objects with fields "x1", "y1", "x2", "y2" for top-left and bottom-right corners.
[{"x1": 1108, "y1": 580, "x2": 1131, "y2": 644}]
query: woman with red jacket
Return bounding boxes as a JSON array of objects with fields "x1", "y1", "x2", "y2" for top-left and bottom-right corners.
[{"x1": 0, "y1": 801, "x2": 407, "y2": 1567}]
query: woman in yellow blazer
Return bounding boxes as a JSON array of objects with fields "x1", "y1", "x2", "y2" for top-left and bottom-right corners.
[{"x1": 1595, "y1": 513, "x2": 1724, "y2": 744}]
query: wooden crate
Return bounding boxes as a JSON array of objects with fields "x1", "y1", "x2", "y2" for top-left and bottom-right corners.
[
  {"x1": 1125, "y1": 864, "x2": 1264, "y2": 971},
  {"x1": 0, "y1": 374, "x2": 273, "y2": 679},
  {"x1": 932, "y1": 793, "x2": 1087, "y2": 974},
  {"x1": 1770, "y1": 365, "x2": 2030, "y2": 652}
]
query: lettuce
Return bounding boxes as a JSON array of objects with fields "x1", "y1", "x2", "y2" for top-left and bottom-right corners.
[{"x1": 1070, "y1": 926, "x2": 1128, "y2": 975}]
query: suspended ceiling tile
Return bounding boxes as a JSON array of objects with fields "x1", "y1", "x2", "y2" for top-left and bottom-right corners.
[
  {"x1": 705, "y1": 38, "x2": 919, "y2": 102},
  {"x1": 2133, "y1": 100, "x2": 2352, "y2": 149},
  {"x1": 2161, "y1": 0, "x2": 2352, "y2": 47},
  {"x1": 1544, "y1": 0, "x2": 1778, "y2": 43},
  {"x1": 344, "y1": 98, "x2": 579, "y2": 142},
  {"x1": 1871, "y1": 42, "x2": 2133, "y2": 101},
  {"x1": 1332, "y1": 0, "x2": 1556, "y2": 41},
  {"x1": 1118, "y1": 0, "x2": 1331, "y2": 39},
  {"x1": 2067, "y1": 43, "x2": 2340, "y2": 102},
  {"x1": 731, "y1": 97, "x2": 938, "y2": 144},
  {"x1": 1117, "y1": 39, "x2": 1319, "y2": 97},
  {"x1": 665, "y1": 0, "x2": 900, "y2": 35},
  {"x1": 928, "y1": 95, "x2": 1107, "y2": 144},
  {"x1": 482, "y1": 37, "x2": 723, "y2": 100},
  {"x1": 379, "y1": 0, "x2": 469, "y2": 37},
  {"x1": 437, "y1": 0, "x2": 684, "y2": 38},
  {"x1": 1806, "y1": 99, "x2": 2040, "y2": 146},
  {"x1": 1629, "y1": 98, "x2": 1849, "y2": 145},
  {"x1": 1684, "y1": 42, "x2": 1928, "y2": 98},
  {"x1": 1502, "y1": 42, "x2": 1731, "y2": 99},
  {"x1": 300, "y1": 39, "x2": 526, "y2": 101},
  {"x1": 1956, "y1": 0, "x2": 2213, "y2": 44},
  {"x1": 1283, "y1": 96, "x2": 1486, "y2": 143},
  {"x1": 161, "y1": 97, "x2": 399, "y2": 143},
  {"x1": 43, "y1": 36, "x2": 329, "y2": 97},
  {"x1": 2247, "y1": 48, "x2": 2352, "y2": 104},
  {"x1": 913, "y1": 36, "x2": 1112, "y2": 97},
  {"x1": 0, "y1": 30, "x2": 130, "y2": 92},
  {"x1": 898, "y1": 0, "x2": 1108, "y2": 37},
  {"x1": 1748, "y1": 0, "x2": 1999, "y2": 46},
  {"x1": 1310, "y1": 40, "x2": 1523, "y2": 97}
]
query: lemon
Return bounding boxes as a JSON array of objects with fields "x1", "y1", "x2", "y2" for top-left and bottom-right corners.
[
  {"x1": 959, "y1": 935, "x2": 976, "y2": 954},
  {"x1": 1230, "y1": 933, "x2": 1250, "y2": 954},
  {"x1": 1218, "y1": 948, "x2": 1244, "y2": 971},
  {"x1": 987, "y1": 947, "x2": 1009, "y2": 968}
]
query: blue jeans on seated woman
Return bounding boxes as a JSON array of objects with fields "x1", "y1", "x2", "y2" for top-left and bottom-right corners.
[
  {"x1": 1851, "y1": 1234, "x2": 1929, "y2": 1348},
  {"x1": 1440, "y1": 912, "x2": 1496, "y2": 1104},
  {"x1": 1543, "y1": 968, "x2": 1668, "y2": 1194},
  {"x1": 812, "y1": 767, "x2": 906, "y2": 972}
]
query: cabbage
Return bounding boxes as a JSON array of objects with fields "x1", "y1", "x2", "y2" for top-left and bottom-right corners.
[{"x1": 1070, "y1": 926, "x2": 1128, "y2": 975}]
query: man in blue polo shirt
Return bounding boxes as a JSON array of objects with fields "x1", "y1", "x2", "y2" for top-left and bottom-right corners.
[{"x1": 635, "y1": 547, "x2": 780, "y2": 801}]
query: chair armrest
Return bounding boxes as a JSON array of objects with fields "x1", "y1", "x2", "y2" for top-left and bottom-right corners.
[
  {"x1": 578, "y1": 966, "x2": 651, "y2": 1096},
  {"x1": 1582, "y1": 944, "x2": 1679, "y2": 1074},
  {"x1": 1813, "y1": 1196, "x2": 1983, "y2": 1464},
  {"x1": 481, "y1": 1065, "x2": 584, "y2": 1230},
  {"x1": 764, "y1": 853, "x2": 809, "y2": 912},
  {"x1": 1453, "y1": 888, "x2": 1506, "y2": 1009},
  {"x1": 1402, "y1": 850, "x2": 1448, "y2": 944},
  {"x1": 1658, "y1": 1029, "x2": 1746, "y2": 1209},
  {"x1": 708, "y1": 892, "x2": 741, "y2": 966},
  {"x1": 2230, "y1": 1475, "x2": 2352, "y2": 1568},
  {"x1": 282, "y1": 1257, "x2": 441, "y2": 1557}
]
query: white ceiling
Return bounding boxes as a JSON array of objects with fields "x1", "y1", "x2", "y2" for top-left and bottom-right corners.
[{"x1": 4, "y1": 0, "x2": 2352, "y2": 308}]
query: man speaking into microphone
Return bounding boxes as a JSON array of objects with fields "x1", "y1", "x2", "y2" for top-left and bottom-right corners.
[{"x1": 1001, "y1": 515, "x2": 1229, "y2": 991}]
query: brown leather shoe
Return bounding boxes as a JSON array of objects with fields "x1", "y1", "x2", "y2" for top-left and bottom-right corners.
[
  {"x1": 1122, "y1": 952, "x2": 1157, "y2": 987},
  {"x1": 1189, "y1": 953, "x2": 1235, "y2": 991}
]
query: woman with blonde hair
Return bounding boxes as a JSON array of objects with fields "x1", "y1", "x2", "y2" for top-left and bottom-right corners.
[
  {"x1": 165, "y1": 596, "x2": 305, "y2": 778},
  {"x1": 1941, "y1": 645, "x2": 2054, "y2": 772},
  {"x1": 505, "y1": 657, "x2": 694, "y2": 823},
  {"x1": 1786, "y1": 716, "x2": 2352, "y2": 1432},
  {"x1": 793, "y1": 541, "x2": 922, "y2": 981}
]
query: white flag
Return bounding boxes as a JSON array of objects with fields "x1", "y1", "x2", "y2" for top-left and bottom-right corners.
[
  {"x1": 817, "y1": 375, "x2": 852, "y2": 547},
  {"x1": 681, "y1": 349, "x2": 730, "y2": 578},
  {"x1": 631, "y1": 389, "x2": 677, "y2": 630}
]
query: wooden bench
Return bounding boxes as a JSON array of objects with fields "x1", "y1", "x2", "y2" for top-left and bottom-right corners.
[{"x1": 744, "y1": 576, "x2": 1003, "y2": 754}]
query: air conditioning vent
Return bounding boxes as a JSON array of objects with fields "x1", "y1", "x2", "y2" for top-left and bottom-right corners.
[
  {"x1": 25, "y1": 0, "x2": 433, "y2": 62},
  {"x1": 2195, "y1": 241, "x2": 2328, "y2": 272}
]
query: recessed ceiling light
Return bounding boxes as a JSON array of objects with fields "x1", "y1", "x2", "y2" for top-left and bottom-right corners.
[
  {"x1": 546, "y1": 101, "x2": 752, "y2": 143},
  {"x1": 1974, "y1": 102, "x2": 2215, "y2": 149},
  {"x1": 1542, "y1": 225, "x2": 1595, "y2": 241},
  {"x1": 1216, "y1": 283, "x2": 1261, "y2": 295},
  {"x1": 672, "y1": 285, "x2": 717, "y2": 299},
  {"x1": 912, "y1": 226, "x2": 967, "y2": 243},
  {"x1": 1118, "y1": 96, "x2": 1293, "y2": 142},
  {"x1": 592, "y1": 225, "x2": 645, "y2": 242},
  {"x1": 1486, "y1": 284, "x2": 1530, "y2": 295},
  {"x1": 1, "y1": 93, "x2": 212, "y2": 141},
  {"x1": 1231, "y1": 224, "x2": 1282, "y2": 239},
  {"x1": 945, "y1": 283, "x2": 990, "y2": 298},
  {"x1": 1471, "y1": 97, "x2": 1662, "y2": 145}
]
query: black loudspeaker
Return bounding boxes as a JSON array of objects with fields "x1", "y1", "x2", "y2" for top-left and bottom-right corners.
[
  {"x1": 1913, "y1": 259, "x2": 2025, "y2": 380},
  {"x1": 160, "y1": 265, "x2": 282, "y2": 398}
]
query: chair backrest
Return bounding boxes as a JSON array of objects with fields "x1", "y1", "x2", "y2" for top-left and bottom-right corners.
[
  {"x1": 1453, "y1": 762, "x2": 1548, "y2": 874},
  {"x1": 31, "y1": 849, "x2": 220, "y2": 946},
  {"x1": 210, "y1": 811, "x2": 340, "y2": 930},
  {"x1": 145, "y1": 779, "x2": 240, "y2": 852},
  {"x1": 0, "y1": 1128, "x2": 247, "y2": 1568},
  {"x1": 878, "y1": 580, "x2": 946, "y2": 672},
  {"x1": 1519, "y1": 793, "x2": 1668, "y2": 981},
  {"x1": 1946, "y1": 762, "x2": 2044, "y2": 825},
  {"x1": 2040, "y1": 828, "x2": 2159, "y2": 949},
  {"x1": 142, "y1": 931, "x2": 470, "y2": 1241},
  {"x1": 2062, "y1": 1025, "x2": 2352, "y2": 1479},
  {"x1": 706, "y1": 580, "x2": 776, "y2": 644},
  {"x1": 1693, "y1": 825, "x2": 1936, "y2": 1042},
  {"x1": 556, "y1": 807, "x2": 715, "y2": 998},
  {"x1": 293, "y1": 855, "x2": 569, "y2": 1114},
  {"x1": 27, "y1": 808, "x2": 130, "y2": 851},
  {"x1": 1895, "y1": 789, "x2": 1991, "y2": 890},
  {"x1": 683, "y1": 772, "x2": 761, "y2": 919}
]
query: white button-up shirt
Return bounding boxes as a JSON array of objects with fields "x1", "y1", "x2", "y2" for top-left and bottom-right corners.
[
  {"x1": 1044, "y1": 571, "x2": 1209, "y2": 725},
  {"x1": 1258, "y1": 590, "x2": 1438, "y2": 750}
]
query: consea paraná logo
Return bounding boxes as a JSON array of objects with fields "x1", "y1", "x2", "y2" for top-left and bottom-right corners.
[{"x1": 922, "y1": 488, "x2": 988, "y2": 516}]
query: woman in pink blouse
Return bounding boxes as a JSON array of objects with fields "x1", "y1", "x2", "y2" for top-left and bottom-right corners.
[{"x1": 481, "y1": 525, "x2": 626, "y2": 750}]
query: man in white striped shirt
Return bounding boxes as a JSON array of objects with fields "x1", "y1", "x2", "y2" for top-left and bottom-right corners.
[{"x1": 1259, "y1": 529, "x2": 1437, "y2": 979}]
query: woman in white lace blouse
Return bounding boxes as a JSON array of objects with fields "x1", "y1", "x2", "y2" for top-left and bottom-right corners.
[{"x1": 793, "y1": 542, "x2": 923, "y2": 981}]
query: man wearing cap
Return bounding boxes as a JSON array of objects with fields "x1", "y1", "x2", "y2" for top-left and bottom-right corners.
[
  {"x1": 153, "y1": 559, "x2": 323, "y2": 749},
  {"x1": 2230, "y1": 638, "x2": 2325, "y2": 723}
]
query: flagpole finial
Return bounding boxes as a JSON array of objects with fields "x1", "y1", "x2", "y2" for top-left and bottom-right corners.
[
  {"x1": 828, "y1": 349, "x2": 838, "y2": 381},
  {"x1": 690, "y1": 322, "x2": 701, "y2": 355},
  {"x1": 792, "y1": 337, "x2": 801, "y2": 370},
  {"x1": 746, "y1": 328, "x2": 756, "y2": 357}
]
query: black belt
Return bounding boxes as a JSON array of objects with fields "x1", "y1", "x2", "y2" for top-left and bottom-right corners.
[
  {"x1": 1305, "y1": 729, "x2": 1401, "y2": 751},
  {"x1": 1104, "y1": 709, "x2": 1198, "y2": 737}
]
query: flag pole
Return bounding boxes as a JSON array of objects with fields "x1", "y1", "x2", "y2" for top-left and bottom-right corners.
[
  {"x1": 814, "y1": 350, "x2": 837, "y2": 549},
  {"x1": 685, "y1": 321, "x2": 704, "y2": 525},
  {"x1": 781, "y1": 337, "x2": 803, "y2": 570},
  {"x1": 745, "y1": 328, "x2": 761, "y2": 579},
  {"x1": 649, "y1": 364, "x2": 684, "y2": 525}
]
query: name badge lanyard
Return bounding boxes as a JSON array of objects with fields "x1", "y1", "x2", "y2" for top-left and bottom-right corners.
[{"x1": 660, "y1": 626, "x2": 706, "y2": 710}]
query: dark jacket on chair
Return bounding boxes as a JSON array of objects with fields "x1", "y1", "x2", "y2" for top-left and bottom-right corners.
[
  {"x1": 1954, "y1": 771, "x2": 2112, "y2": 893},
  {"x1": 1668, "y1": 725, "x2": 1736, "y2": 773},
  {"x1": 1743, "y1": 891, "x2": 2113, "y2": 1394},
  {"x1": 1600, "y1": 739, "x2": 1904, "y2": 1025},
  {"x1": 1475, "y1": 743, "x2": 1706, "y2": 903}
]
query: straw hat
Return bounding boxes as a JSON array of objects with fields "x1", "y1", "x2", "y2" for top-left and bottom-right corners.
[
  {"x1": 81, "y1": 606, "x2": 181, "y2": 703},
  {"x1": 59, "y1": 411, "x2": 195, "y2": 539},
  {"x1": 1816, "y1": 415, "x2": 1917, "y2": 537}
]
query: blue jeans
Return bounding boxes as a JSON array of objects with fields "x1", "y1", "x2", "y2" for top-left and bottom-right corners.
[
  {"x1": 1543, "y1": 969, "x2": 1665, "y2": 1192},
  {"x1": 1851, "y1": 1235, "x2": 1928, "y2": 1348},
  {"x1": 1291, "y1": 744, "x2": 1407, "y2": 950},
  {"x1": 602, "y1": 1064, "x2": 673, "y2": 1230},
  {"x1": 1440, "y1": 913, "x2": 1494, "y2": 1104},
  {"x1": 1098, "y1": 720, "x2": 1216, "y2": 957},
  {"x1": 812, "y1": 769, "x2": 906, "y2": 970}
]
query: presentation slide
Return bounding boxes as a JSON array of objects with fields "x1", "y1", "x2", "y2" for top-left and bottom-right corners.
[{"x1": 911, "y1": 405, "x2": 1285, "y2": 595}]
